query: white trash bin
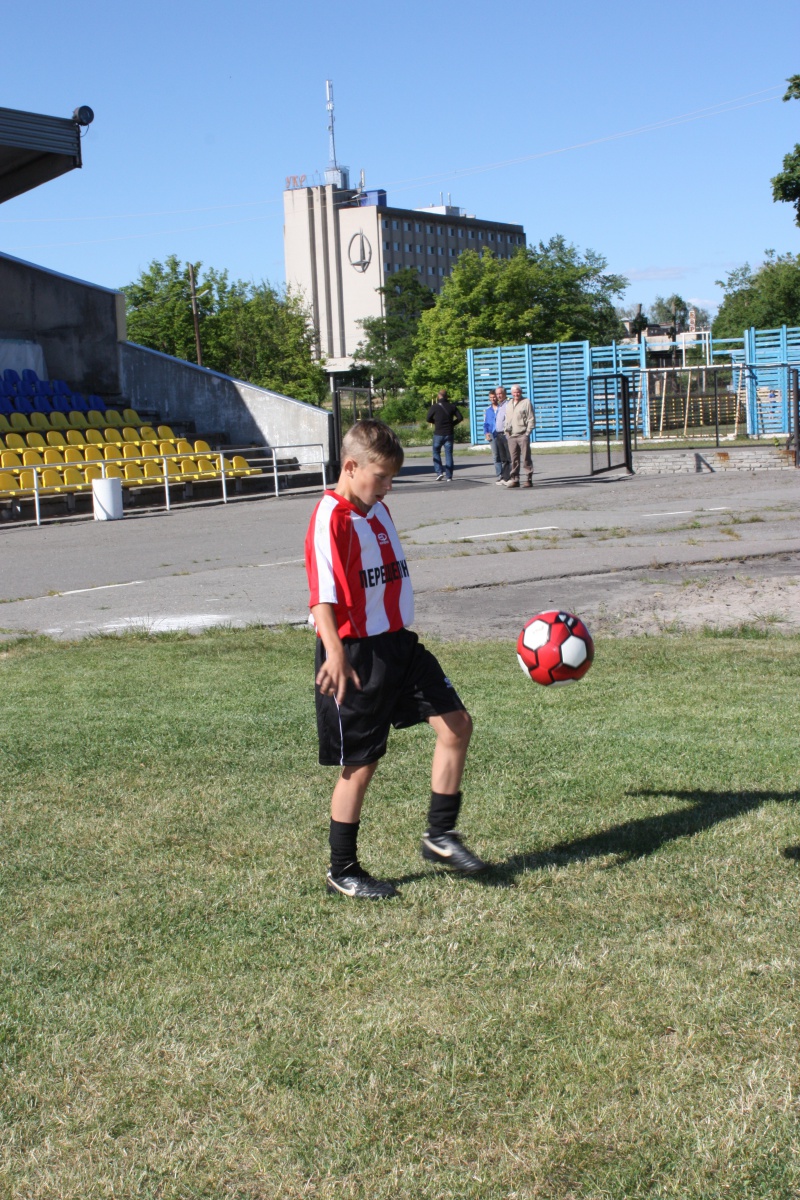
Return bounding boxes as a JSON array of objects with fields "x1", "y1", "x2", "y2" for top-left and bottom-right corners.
[{"x1": 92, "y1": 476, "x2": 124, "y2": 521}]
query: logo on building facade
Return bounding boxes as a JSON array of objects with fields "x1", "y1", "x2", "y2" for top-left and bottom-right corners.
[{"x1": 348, "y1": 231, "x2": 372, "y2": 272}]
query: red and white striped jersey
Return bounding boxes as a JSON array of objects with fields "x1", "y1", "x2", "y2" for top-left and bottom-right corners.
[{"x1": 305, "y1": 491, "x2": 414, "y2": 639}]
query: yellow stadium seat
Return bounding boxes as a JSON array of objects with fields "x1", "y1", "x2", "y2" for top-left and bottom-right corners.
[
  {"x1": 62, "y1": 467, "x2": 86, "y2": 493},
  {"x1": 85, "y1": 428, "x2": 104, "y2": 446},
  {"x1": 194, "y1": 439, "x2": 212, "y2": 454},
  {"x1": 140, "y1": 441, "x2": 158, "y2": 458},
  {"x1": 0, "y1": 435, "x2": 5, "y2": 453},
  {"x1": 5, "y1": 433, "x2": 26, "y2": 452},
  {"x1": 19, "y1": 468, "x2": 36, "y2": 492},
  {"x1": 104, "y1": 464, "x2": 123, "y2": 480},
  {"x1": 104, "y1": 409, "x2": 124, "y2": 427},
  {"x1": 1, "y1": 450, "x2": 23, "y2": 473},
  {"x1": 84, "y1": 445, "x2": 103, "y2": 463},
  {"x1": 196, "y1": 456, "x2": 219, "y2": 478},
  {"x1": 122, "y1": 443, "x2": 140, "y2": 460},
  {"x1": 157, "y1": 425, "x2": 177, "y2": 443},
  {"x1": 86, "y1": 409, "x2": 106, "y2": 428},
  {"x1": 10, "y1": 412, "x2": 32, "y2": 433},
  {"x1": 139, "y1": 425, "x2": 158, "y2": 442},
  {"x1": 66, "y1": 429, "x2": 87, "y2": 448},
  {"x1": 46, "y1": 430, "x2": 68, "y2": 448},
  {"x1": 0, "y1": 414, "x2": 11, "y2": 434},
  {"x1": 23, "y1": 449, "x2": 44, "y2": 468},
  {"x1": 40, "y1": 468, "x2": 64, "y2": 493},
  {"x1": 44, "y1": 448, "x2": 65, "y2": 465},
  {"x1": 122, "y1": 426, "x2": 141, "y2": 444},
  {"x1": 104, "y1": 445, "x2": 124, "y2": 462},
  {"x1": 83, "y1": 464, "x2": 103, "y2": 484},
  {"x1": 158, "y1": 441, "x2": 175, "y2": 456},
  {"x1": 176, "y1": 439, "x2": 194, "y2": 455},
  {"x1": 26, "y1": 432, "x2": 47, "y2": 450},
  {"x1": 143, "y1": 460, "x2": 162, "y2": 483},
  {"x1": 68, "y1": 411, "x2": 89, "y2": 429},
  {"x1": 49, "y1": 411, "x2": 70, "y2": 431},
  {"x1": 123, "y1": 463, "x2": 144, "y2": 487},
  {"x1": 0, "y1": 471, "x2": 19, "y2": 497},
  {"x1": 104, "y1": 427, "x2": 124, "y2": 446},
  {"x1": 122, "y1": 408, "x2": 142, "y2": 425},
  {"x1": 30, "y1": 412, "x2": 51, "y2": 433},
  {"x1": 179, "y1": 457, "x2": 199, "y2": 480},
  {"x1": 231, "y1": 455, "x2": 258, "y2": 477},
  {"x1": 64, "y1": 447, "x2": 84, "y2": 464}
]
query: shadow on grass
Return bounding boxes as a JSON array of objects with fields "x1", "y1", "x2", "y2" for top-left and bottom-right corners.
[{"x1": 484, "y1": 788, "x2": 800, "y2": 885}]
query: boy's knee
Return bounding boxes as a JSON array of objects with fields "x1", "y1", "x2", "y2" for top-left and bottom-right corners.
[{"x1": 440, "y1": 708, "x2": 472, "y2": 745}]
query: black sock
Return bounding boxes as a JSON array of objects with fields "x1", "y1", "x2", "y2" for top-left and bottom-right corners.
[
  {"x1": 427, "y1": 791, "x2": 462, "y2": 837},
  {"x1": 329, "y1": 819, "x2": 360, "y2": 875}
]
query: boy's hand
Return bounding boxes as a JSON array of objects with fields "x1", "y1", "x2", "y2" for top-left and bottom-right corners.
[{"x1": 316, "y1": 649, "x2": 361, "y2": 705}]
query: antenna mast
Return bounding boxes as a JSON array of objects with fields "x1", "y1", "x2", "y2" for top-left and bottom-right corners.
[{"x1": 323, "y1": 80, "x2": 350, "y2": 190}]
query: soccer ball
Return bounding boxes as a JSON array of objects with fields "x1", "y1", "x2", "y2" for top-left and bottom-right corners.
[{"x1": 517, "y1": 611, "x2": 594, "y2": 686}]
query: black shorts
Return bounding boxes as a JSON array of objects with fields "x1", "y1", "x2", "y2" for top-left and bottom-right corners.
[{"x1": 315, "y1": 627, "x2": 466, "y2": 767}]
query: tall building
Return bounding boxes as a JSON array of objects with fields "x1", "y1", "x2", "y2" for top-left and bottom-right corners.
[{"x1": 284, "y1": 184, "x2": 526, "y2": 377}]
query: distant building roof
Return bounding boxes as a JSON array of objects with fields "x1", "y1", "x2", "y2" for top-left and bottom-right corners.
[{"x1": 0, "y1": 106, "x2": 85, "y2": 204}]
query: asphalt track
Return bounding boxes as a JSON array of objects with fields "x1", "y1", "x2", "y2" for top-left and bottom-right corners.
[{"x1": 1, "y1": 450, "x2": 798, "y2": 642}]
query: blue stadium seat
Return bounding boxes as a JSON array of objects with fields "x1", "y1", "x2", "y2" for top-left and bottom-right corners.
[
  {"x1": 0, "y1": 397, "x2": 14, "y2": 416},
  {"x1": 17, "y1": 380, "x2": 36, "y2": 398},
  {"x1": 35, "y1": 380, "x2": 54, "y2": 397},
  {"x1": 0, "y1": 380, "x2": 15, "y2": 398},
  {"x1": 32, "y1": 396, "x2": 53, "y2": 414},
  {"x1": 13, "y1": 396, "x2": 34, "y2": 415},
  {"x1": 52, "y1": 379, "x2": 71, "y2": 396},
  {"x1": 21, "y1": 369, "x2": 40, "y2": 384},
  {"x1": 50, "y1": 395, "x2": 72, "y2": 414},
  {"x1": 70, "y1": 392, "x2": 90, "y2": 413},
  {"x1": 3, "y1": 369, "x2": 21, "y2": 387}
]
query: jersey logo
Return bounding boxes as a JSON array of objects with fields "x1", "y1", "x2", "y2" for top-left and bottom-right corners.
[{"x1": 377, "y1": 531, "x2": 389, "y2": 544}]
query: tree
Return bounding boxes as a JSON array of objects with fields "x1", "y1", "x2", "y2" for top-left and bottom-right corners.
[
  {"x1": 122, "y1": 256, "x2": 327, "y2": 405},
  {"x1": 409, "y1": 237, "x2": 627, "y2": 398},
  {"x1": 771, "y1": 75, "x2": 800, "y2": 227},
  {"x1": 648, "y1": 294, "x2": 712, "y2": 331},
  {"x1": 352, "y1": 268, "x2": 435, "y2": 395},
  {"x1": 712, "y1": 252, "x2": 800, "y2": 337}
]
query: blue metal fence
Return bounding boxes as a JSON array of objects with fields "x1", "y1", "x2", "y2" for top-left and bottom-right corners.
[{"x1": 468, "y1": 325, "x2": 800, "y2": 442}]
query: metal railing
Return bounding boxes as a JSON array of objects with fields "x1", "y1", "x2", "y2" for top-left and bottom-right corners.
[{"x1": 1, "y1": 443, "x2": 328, "y2": 526}]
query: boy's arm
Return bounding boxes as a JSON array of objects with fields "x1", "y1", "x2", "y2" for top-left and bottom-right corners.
[{"x1": 311, "y1": 603, "x2": 362, "y2": 704}]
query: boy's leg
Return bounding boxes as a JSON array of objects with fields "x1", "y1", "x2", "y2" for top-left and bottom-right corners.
[
  {"x1": 327, "y1": 761, "x2": 398, "y2": 900},
  {"x1": 422, "y1": 710, "x2": 486, "y2": 874}
]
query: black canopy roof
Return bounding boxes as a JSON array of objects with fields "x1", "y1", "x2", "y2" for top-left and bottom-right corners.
[{"x1": 0, "y1": 106, "x2": 84, "y2": 204}]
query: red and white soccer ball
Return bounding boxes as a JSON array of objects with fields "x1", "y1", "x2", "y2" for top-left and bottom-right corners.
[{"x1": 517, "y1": 610, "x2": 594, "y2": 686}]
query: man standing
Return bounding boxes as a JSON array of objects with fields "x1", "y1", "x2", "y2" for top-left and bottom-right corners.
[
  {"x1": 493, "y1": 386, "x2": 511, "y2": 484},
  {"x1": 426, "y1": 389, "x2": 463, "y2": 482},
  {"x1": 503, "y1": 384, "x2": 535, "y2": 489},
  {"x1": 483, "y1": 390, "x2": 503, "y2": 479}
]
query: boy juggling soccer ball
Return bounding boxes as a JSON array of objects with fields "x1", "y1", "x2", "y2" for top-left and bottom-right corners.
[{"x1": 305, "y1": 419, "x2": 486, "y2": 899}]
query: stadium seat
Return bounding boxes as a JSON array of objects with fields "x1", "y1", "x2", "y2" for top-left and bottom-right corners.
[
  {"x1": 64, "y1": 447, "x2": 84, "y2": 464},
  {"x1": 9, "y1": 413, "x2": 32, "y2": 433},
  {"x1": 85, "y1": 428, "x2": 104, "y2": 446},
  {"x1": 104, "y1": 409, "x2": 124, "y2": 428},
  {"x1": 140, "y1": 441, "x2": 158, "y2": 458},
  {"x1": 194, "y1": 439, "x2": 213, "y2": 454},
  {"x1": 35, "y1": 380, "x2": 54, "y2": 397},
  {"x1": 31, "y1": 397, "x2": 54, "y2": 416},
  {"x1": 103, "y1": 427, "x2": 124, "y2": 447},
  {"x1": 122, "y1": 443, "x2": 140, "y2": 461},
  {"x1": 46, "y1": 431, "x2": 68, "y2": 448},
  {"x1": 4, "y1": 369, "x2": 21, "y2": 387},
  {"x1": 179, "y1": 457, "x2": 200, "y2": 480},
  {"x1": 86, "y1": 410, "x2": 106, "y2": 428},
  {"x1": 121, "y1": 426, "x2": 141, "y2": 444},
  {"x1": 66, "y1": 429, "x2": 87, "y2": 448},
  {"x1": 52, "y1": 379, "x2": 71, "y2": 396},
  {"x1": 0, "y1": 398, "x2": 14, "y2": 417},
  {"x1": 5, "y1": 433, "x2": 26, "y2": 451},
  {"x1": 21, "y1": 369, "x2": 40, "y2": 384},
  {"x1": 139, "y1": 425, "x2": 158, "y2": 442},
  {"x1": 196, "y1": 456, "x2": 218, "y2": 478},
  {"x1": 104, "y1": 464, "x2": 123, "y2": 480},
  {"x1": 176, "y1": 439, "x2": 194, "y2": 455},
  {"x1": 23, "y1": 449, "x2": 44, "y2": 468},
  {"x1": 49, "y1": 412, "x2": 70, "y2": 431},
  {"x1": 68, "y1": 411, "x2": 89, "y2": 429},
  {"x1": 13, "y1": 397, "x2": 34, "y2": 415},
  {"x1": 157, "y1": 425, "x2": 177, "y2": 443},
  {"x1": 17, "y1": 380, "x2": 36, "y2": 399},
  {"x1": 26, "y1": 433, "x2": 47, "y2": 450},
  {"x1": 231, "y1": 455, "x2": 258, "y2": 477},
  {"x1": 1, "y1": 450, "x2": 23, "y2": 472},
  {"x1": 143, "y1": 460, "x2": 162, "y2": 483},
  {"x1": 123, "y1": 463, "x2": 145, "y2": 487},
  {"x1": 158, "y1": 440, "x2": 175, "y2": 456},
  {"x1": 0, "y1": 414, "x2": 11, "y2": 433},
  {"x1": 18, "y1": 469, "x2": 36, "y2": 492},
  {"x1": 83, "y1": 445, "x2": 103, "y2": 463},
  {"x1": 40, "y1": 468, "x2": 64, "y2": 493},
  {"x1": 0, "y1": 471, "x2": 19, "y2": 497},
  {"x1": 69, "y1": 393, "x2": 90, "y2": 413},
  {"x1": 50, "y1": 395, "x2": 72, "y2": 414},
  {"x1": 103, "y1": 445, "x2": 124, "y2": 462},
  {"x1": 63, "y1": 467, "x2": 88, "y2": 493},
  {"x1": 29, "y1": 412, "x2": 52, "y2": 433},
  {"x1": 122, "y1": 408, "x2": 143, "y2": 425},
  {"x1": 44, "y1": 448, "x2": 65, "y2": 466}
]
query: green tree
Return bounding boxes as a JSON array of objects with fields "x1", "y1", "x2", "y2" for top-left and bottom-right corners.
[
  {"x1": 353, "y1": 267, "x2": 435, "y2": 395},
  {"x1": 648, "y1": 294, "x2": 711, "y2": 331},
  {"x1": 122, "y1": 256, "x2": 327, "y2": 405},
  {"x1": 409, "y1": 237, "x2": 627, "y2": 398},
  {"x1": 771, "y1": 75, "x2": 800, "y2": 227},
  {"x1": 712, "y1": 252, "x2": 800, "y2": 337}
]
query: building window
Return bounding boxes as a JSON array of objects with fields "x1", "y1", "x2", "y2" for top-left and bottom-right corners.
[
  {"x1": 427, "y1": 246, "x2": 434, "y2": 255},
  {"x1": 394, "y1": 241, "x2": 400, "y2": 251},
  {"x1": 404, "y1": 221, "x2": 411, "y2": 231},
  {"x1": 458, "y1": 228, "x2": 464, "y2": 238},
  {"x1": 438, "y1": 267, "x2": 444, "y2": 276},
  {"x1": 428, "y1": 266, "x2": 435, "y2": 275},
  {"x1": 488, "y1": 232, "x2": 494, "y2": 242},
  {"x1": 448, "y1": 227, "x2": 454, "y2": 237},
  {"x1": 384, "y1": 240, "x2": 390, "y2": 250},
  {"x1": 416, "y1": 244, "x2": 423, "y2": 253},
  {"x1": 404, "y1": 242, "x2": 412, "y2": 252},
  {"x1": 449, "y1": 247, "x2": 456, "y2": 257},
  {"x1": 497, "y1": 234, "x2": 504, "y2": 244},
  {"x1": 417, "y1": 266, "x2": 423, "y2": 274},
  {"x1": 415, "y1": 222, "x2": 422, "y2": 232},
  {"x1": 384, "y1": 262, "x2": 392, "y2": 272},
  {"x1": 392, "y1": 220, "x2": 398, "y2": 229},
  {"x1": 468, "y1": 231, "x2": 474, "y2": 240},
  {"x1": 382, "y1": 219, "x2": 389, "y2": 229},
  {"x1": 478, "y1": 231, "x2": 483, "y2": 241},
  {"x1": 437, "y1": 246, "x2": 443, "y2": 255},
  {"x1": 426, "y1": 224, "x2": 434, "y2": 234}
]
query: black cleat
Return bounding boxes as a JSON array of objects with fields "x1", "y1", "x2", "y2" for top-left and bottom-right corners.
[
  {"x1": 326, "y1": 864, "x2": 399, "y2": 899},
  {"x1": 421, "y1": 831, "x2": 487, "y2": 874}
]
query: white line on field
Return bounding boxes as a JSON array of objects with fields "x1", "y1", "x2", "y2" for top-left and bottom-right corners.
[
  {"x1": 455, "y1": 526, "x2": 558, "y2": 541},
  {"x1": 706, "y1": 507, "x2": 730, "y2": 511},
  {"x1": 642, "y1": 510, "x2": 693, "y2": 517},
  {"x1": 256, "y1": 557, "x2": 305, "y2": 567},
  {"x1": 59, "y1": 580, "x2": 145, "y2": 596}
]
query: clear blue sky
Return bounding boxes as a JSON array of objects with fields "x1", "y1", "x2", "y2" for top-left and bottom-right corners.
[{"x1": 1, "y1": 0, "x2": 798, "y2": 320}]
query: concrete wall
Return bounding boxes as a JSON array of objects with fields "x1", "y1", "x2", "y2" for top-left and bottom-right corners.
[
  {"x1": 0, "y1": 251, "x2": 125, "y2": 394},
  {"x1": 118, "y1": 341, "x2": 334, "y2": 465},
  {"x1": 633, "y1": 446, "x2": 795, "y2": 474}
]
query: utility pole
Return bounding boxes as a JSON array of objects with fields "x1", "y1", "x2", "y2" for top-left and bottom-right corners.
[{"x1": 187, "y1": 262, "x2": 203, "y2": 367}]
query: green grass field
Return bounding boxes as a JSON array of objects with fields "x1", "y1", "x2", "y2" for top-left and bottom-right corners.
[{"x1": 2, "y1": 628, "x2": 799, "y2": 1200}]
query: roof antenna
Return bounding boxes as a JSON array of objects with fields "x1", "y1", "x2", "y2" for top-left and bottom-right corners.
[{"x1": 324, "y1": 80, "x2": 349, "y2": 190}]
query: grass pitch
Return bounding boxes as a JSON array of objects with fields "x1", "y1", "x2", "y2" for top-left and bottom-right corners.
[{"x1": 1, "y1": 627, "x2": 799, "y2": 1199}]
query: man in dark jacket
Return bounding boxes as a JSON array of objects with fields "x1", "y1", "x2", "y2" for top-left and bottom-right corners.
[{"x1": 426, "y1": 389, "x2": 463, "y2": 481}]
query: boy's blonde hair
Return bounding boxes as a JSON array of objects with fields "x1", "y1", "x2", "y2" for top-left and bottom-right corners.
[{"x1": 341, "y1": 419, "x2": 404, "y2": 471}]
